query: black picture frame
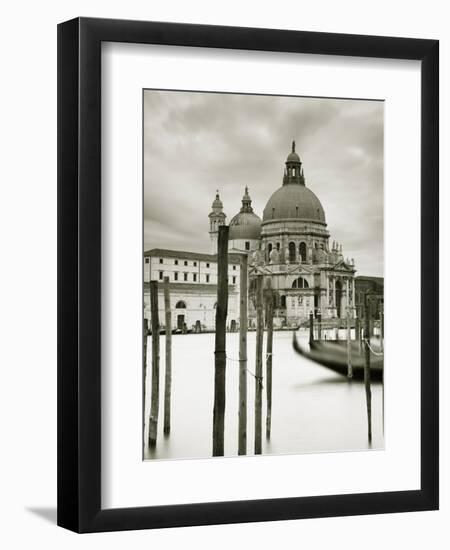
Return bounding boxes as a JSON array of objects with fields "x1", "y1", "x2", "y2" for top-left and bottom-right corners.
[{"x1": 57, "y1": 17, "x2": 439, "y2": 533}]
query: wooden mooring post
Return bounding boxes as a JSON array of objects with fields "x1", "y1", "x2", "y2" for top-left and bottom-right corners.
[
  {"x1": 309, "y1": 311, "x2": 314, "y2": 346},
  {"x1": 254, "y1": 274, "x2": 264, "y2": 455},
  {"x1": 163, "y1": 276, "x2": 172, "y2": 435},
  {"x1": 355, "y1": 316, "x2": 361, "y2": 352},
  {"x1": 364, "y1": 296, "x2": 372, "y2": 443},
  {"x1": 213, "y1": 225, "x2": 229, "y2": 456},
  {"x1": 380, "y1": 304, "x2": 384, "y2": 435},
  {"x1": 238, "y1": 253, "x2": 248, "y2": 455},
  {"x1": 143, "y1": 317, "x2": 149, "y2": 391},
  {"x1": 143, "y1": 317, "x2": 148, "y2": 436},
  {"x1": 265, "y1": 279, "x2": 273, "y2": 439},
  {"x1": 346, "y1": 308, "x2": 353, "y2": 379},
  {"x1": 148, "y1": 281, "x2": 160, "y2": 447}
]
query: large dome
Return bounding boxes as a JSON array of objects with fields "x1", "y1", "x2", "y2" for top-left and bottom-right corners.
[
  {"x1": 229, "y1": 211, "x2": 262, "y2": 240},
  {"x1": 262, "y1": 184, "x2": 326, "y2": 224}
]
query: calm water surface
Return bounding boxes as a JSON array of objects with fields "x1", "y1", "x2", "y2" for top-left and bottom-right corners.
[{"x1": 144, "y1": 330, "x2": 383, "y2": 460}]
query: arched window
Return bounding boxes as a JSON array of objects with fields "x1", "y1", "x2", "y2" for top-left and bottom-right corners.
[
  {"x1": 175, "y1": 301, "x2": 186, "y2": 308},
  {"x1": 267, "y1": 243, "x2": 273, "y2": 254},
  {"x1": 292, "y1": 277, "x2": 309, "y2": 289},
  {"x1": 276, "y1": 242, "x2": 281, "y2": 251},
  {"x1": 288, "y1": 242, "x2": 296, "y2": 262},
  {"x1": 280, "y1": 295, "x2": 286, "y2": 308},
  {"x1": 299, "y1": 242, "x2": 307, "y2": 262}
]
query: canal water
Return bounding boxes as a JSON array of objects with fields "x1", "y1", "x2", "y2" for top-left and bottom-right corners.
[{"x1": 144, "y1": 330, "x2": 384, "y2": 460}]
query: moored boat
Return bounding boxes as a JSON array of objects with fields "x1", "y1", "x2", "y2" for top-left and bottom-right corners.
[{"x1": 293, "y1": 332, "x2": 383, "y2": 382}]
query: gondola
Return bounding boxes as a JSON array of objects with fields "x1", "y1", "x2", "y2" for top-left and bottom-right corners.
[{"x1": 292, "y1": 332, "x2": 383, "y2": 382}]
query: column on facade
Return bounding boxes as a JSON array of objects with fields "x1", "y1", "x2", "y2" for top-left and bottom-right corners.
[
  {"x1": 345, "y1": 277, "x2": 350, "y2": 314},
  {"x1": 352, "y1": 278, "x2": 356, "y2": 316},
  {"x1": 326, "y1": 273, "x2": 329, "y2": 309},
  {"x1": 332, "y1": 276, "x2": 336, "y2": 315}
]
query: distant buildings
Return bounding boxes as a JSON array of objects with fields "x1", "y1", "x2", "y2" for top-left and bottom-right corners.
[
  {"x1": 145, "y1": 142, "x2": 383, "y2": 331},
  {"x1": 355, "y1": 276, "x2": 384, "y2": 320}
]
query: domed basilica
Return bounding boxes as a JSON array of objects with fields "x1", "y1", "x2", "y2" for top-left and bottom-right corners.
[
  {"x1": 209, "y1": 142, "x2": 356, "y2": 326},
  {"x1": 145, "y1": 142, "x2": 357, "y2": 333}
]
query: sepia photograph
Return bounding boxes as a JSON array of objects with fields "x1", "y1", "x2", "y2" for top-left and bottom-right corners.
[{"x1": 142, "y1": 89, "x2": 384, "y2": 460}]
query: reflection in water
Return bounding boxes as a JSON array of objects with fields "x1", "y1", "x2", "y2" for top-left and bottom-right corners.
[{"x1": 144, "y1": 330, "x2": 383, "y2": 460}]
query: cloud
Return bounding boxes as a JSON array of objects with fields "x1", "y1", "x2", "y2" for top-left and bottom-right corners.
[{"x1": 144, "y1": 90, "x2": 384, "y2": 277}]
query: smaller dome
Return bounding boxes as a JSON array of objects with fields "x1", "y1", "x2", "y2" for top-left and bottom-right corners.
[
  {"x1": 229, "y1": 187, "x2": 262, "y2": 240},
  {"x1": 229, "y1": 211, "x2": 262, "y2": 240},
  {"x1": 286, "y1": 151, "x2": 301, "y2": 163}
]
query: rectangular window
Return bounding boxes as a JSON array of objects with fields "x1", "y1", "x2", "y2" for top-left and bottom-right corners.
[
  {"x1": 245, "y1": 241, "x2": 250, "y2": 250},
  {"x1": 159, "y1": 271, "x2": 163, "y2": 280},
  {"x1": 145, "y1": 258, "x2": 150, "y2": 264},
  {"x1": 174, "y1": 272, "x2": 178, "y2": 281},
  {"x1": 232, "y1": 276, "x2": 236, "y2": 284},
  {"x1": 206, "y1": 274, "x2": 210, "y2": 283},
  {"x1": 159, "y1": 258, "x2": 163, "y2": 264},
  {"x1": 193, "y1": 273, "x2": 197, "y2": 282},
  {"x1": 184, "y1": 273, "x2": 188, "y2": 281},
  {"x1": 193, "y1": 261, "x2": 197, "y2": 267},
  {"x1": 184, "y1": 260, "x2": 188, "y2": 266},
  {"x1": 206, "y1": 263, "x2": 210, "y2": 268},
  {"x1": 174, "y1": 260, "x2": 178, "y2": 265},
  {"x1": 233, "y1": 265, "x2": 236, "y2": 270}
]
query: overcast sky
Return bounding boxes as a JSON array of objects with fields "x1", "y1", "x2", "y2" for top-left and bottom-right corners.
[{"x1": 144, "y1": 90, "x2": 383, "y2": 277}]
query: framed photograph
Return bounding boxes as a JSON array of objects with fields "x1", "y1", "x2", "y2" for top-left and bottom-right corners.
[{"x1": 57, "y1": 17, "x2": 439, "y2": 532}]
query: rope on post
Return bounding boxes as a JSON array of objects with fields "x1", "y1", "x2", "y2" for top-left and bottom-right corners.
[
  {"x1": 226, "y1": 355, "x2": 263, "y2": 389},
  {"x1": 364, "y1": 338, "x2": 384, "y2": 357}
]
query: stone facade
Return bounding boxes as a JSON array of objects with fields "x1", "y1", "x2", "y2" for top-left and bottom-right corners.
[{"x1": 144, "y1": 249, "x2": 240, "y2": 331}]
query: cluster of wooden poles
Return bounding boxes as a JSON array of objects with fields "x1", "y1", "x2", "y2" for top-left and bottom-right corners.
[
  {"x1": 144, "y1": 276, "x2": 172, "y2": 447},
  {"x1": 213, "y1": 225, "x2": 274, "y2": 456},
  {"x1": 144, "y1": 225, "x2": 274, "y2": 455}
]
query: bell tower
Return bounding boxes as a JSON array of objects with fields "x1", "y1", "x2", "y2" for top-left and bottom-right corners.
[{"x1": 208, "y1": 190, "x2": 226, "y2": 253}]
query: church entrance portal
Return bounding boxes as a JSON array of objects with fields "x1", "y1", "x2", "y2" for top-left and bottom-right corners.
[
  {"x1": 175, "y1": 301, "x2": 187, "y2": 330},
  {"x1": 177, "y1": 314, "x2": 185, "y2": 330}
]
